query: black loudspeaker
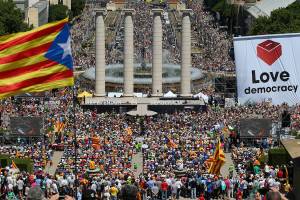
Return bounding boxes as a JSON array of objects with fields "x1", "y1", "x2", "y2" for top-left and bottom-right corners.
[
  {"x1": 214, "y1": 78, "x2": 226, "y2": 93},
  {"x1": 282, "y1": 111, "x2": 291, "y2": 128},
  {"x1": 214, "y1": 77, "x2": 237, "y2": 94},
  {"x1": 119, "y1": 107, "x2": 127, "y2": 113},
  {"x1": 229, "y1": 47, "x2": 235, "y2": 61}
]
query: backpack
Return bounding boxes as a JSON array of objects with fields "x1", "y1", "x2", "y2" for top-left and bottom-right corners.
[
  {"x1": 7, "y1": 192, "x2": 17, "y2": 200},
  {"x1": 221, "y1": 181, "x2": 226, "y2": 191}
]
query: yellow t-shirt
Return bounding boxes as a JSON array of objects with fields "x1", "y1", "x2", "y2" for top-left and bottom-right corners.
[
  {"x1": 89, "y1": 161, "x2": 96, "y2": 170},
  {"x1": 110, "y1": 186, "x2": 119, "y2": 196}
]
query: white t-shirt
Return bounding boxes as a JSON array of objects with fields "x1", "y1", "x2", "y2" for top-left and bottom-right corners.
[
  {"x1": 259, "y1": 180, "x2": 265, "y2": 188},
  {"x1": 25, "y1": 186, "x2": 30, "y2": 196},
  {"x1": 7, "y1": 176, "x2": 13, "y2": 185},
  {"x1": 268, "y1": 178, "x2": 275, "y2": 187},
  {"x1": 175, "y1": 181, "x2": 182, "y2": 189},
  {"x1": 91, "y1": 183, "x2": 97, "y2": 192},
  {"x1": 17, "y1": 179, "x2": 24, "y2": 190},
  {"x1": 51, "y1": 183, "x2": 58, "y2": 194},
  {"x1": 61, "y1": 179, "x2": 68, "y2": 187},
  {"x1": 57, "y1": 177, "x2": 63, "y2": 187},
  {"x1": 46, "y1": 179, "x2": 53, "y2": 189},
  {"x1": 67, "y1": 176, "x2": 75, "y2": 187},
  {"x1": 104, "y1": 186, "x2": 110, "y2": 198},
  {"x1": 265, "y1": 165, "x2": 270, "y2": 173},
  {"x1": 8, "y1": 183, "x2": 13, "y2": 191},
  {"x1": 166, "y1": 178, "x2": 172, "y2": 186}
]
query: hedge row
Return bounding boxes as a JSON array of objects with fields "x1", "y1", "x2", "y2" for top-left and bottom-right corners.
[
  {"x1": 268, "y1": 148, "x2": 290, "y2": 166},
  {"x1": 0, "y1": 154, "x2": 33, "y2": 173}
]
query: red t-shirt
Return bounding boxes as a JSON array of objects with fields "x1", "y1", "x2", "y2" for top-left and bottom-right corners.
[
  {"x1": 277, "y1": 170, "x2": 283, "y2": 178},
  {"x1": 161, "y1": 182, "x2": 168, "y2": 191}
]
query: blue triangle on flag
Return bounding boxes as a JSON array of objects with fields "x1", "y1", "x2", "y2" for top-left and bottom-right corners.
[{"x1": 45, "y1": 24, "x2": 73, "y2": 70}]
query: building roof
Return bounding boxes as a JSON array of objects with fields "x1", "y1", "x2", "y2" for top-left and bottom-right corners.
[
  {"x1": 281, "y1": 139, "x2": 300, "y2": 159},
  {"x1": 28, "y1": 0, "x2": 39, "y2": 7},
  {"x1": 247, "y1": 0, "x2": 296, "y2": 18},
  {"x1": 32, "y1": 0, "x2": 47, "y2": 12}
]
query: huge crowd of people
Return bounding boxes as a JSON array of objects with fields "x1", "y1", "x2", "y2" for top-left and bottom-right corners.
[
  {"x1": 0, "y1": 91, "x2": 297, "y2": 199},
  {"x1": 188, "y1": 0, "x2": 235, "y2": 72},
  {"x1": 70, "y1": 0, "x2": 234, "y2": 73},
  {"x1": 71, "y1": 4, "x2": 96, "y2": 69}
]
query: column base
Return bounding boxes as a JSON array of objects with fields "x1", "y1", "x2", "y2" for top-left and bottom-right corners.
[
  {"x1": 151, "y1": 93, "x2": 163, "y2": 97},
  {"x1": 122, "y1": 93, "x2": 134, "y2": 97},
  {"x1": 180, "y1": 93, "x2": 192, "y2": 97},
  {"x1": 94, "y1": 93, "x2": 106, "y2": 97}
]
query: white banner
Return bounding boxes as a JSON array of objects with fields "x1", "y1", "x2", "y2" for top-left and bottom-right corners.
[{"x1": 234, "y1": 33, "x2": 300, "y2": 105}]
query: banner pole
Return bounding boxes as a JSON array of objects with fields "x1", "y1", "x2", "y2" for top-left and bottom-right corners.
[{"x1": 72, "y1": 86, "x2": 78, "y2": 199}]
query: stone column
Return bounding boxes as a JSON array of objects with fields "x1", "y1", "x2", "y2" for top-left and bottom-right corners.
[
  {"x1": 152, "y1": 9, "x2": 163, "y2": 97},
  {"x1": 95, "y1": 9, "x2": 106, "y2": 96},
  {"x1": 181, "y1": 9, "x2": 192, "y2": 97},
  {"x1": 123, "y1": 9, "x2": 135, "y2": 97}
]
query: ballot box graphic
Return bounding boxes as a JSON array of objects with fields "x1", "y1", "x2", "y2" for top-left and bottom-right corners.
[{"x1": 257, "y1": 40, "x2": 282, "y2": 65}]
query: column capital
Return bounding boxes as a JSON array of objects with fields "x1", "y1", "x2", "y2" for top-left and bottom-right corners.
[
  {"x1": 181, "y1": 9, "x2": 193, "y2": 17},
  {"x1": 122, "y1": 9, "x2": 135, "y2": 16},
  {"x1": 151, "y1": 8, "x2": 164, "y2": 16},
  {"x1": 94, "y1": 9, "x2": 107, "y2": 17}
]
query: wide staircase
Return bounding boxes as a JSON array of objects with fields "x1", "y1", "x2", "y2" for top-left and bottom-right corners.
[
  {"x1": 220, "y1": 152, "x2": 237, "y2": 178},
  {"x1": 131, "y1": 151, "x2": 143, "y2": 178},
  {"x1": 169, "y1": 10, "x2": 182, "y2": 48},
  {"x1": 44, "y1": 151, "x2": 64, "y2": 176}
]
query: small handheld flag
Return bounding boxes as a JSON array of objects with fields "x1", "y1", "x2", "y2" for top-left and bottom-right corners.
[
  {"x1": 208, "y1": 138, "x2": 226, "y2": 175},
  {"x1": 11, "y1": 160, "x2": 18, "y2": 169}
]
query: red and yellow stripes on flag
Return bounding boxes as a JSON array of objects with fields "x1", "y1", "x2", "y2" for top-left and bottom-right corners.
[
  {"x1": 91, "y1": 136, "x2": 101, "y2": 150},
  {"x1": 0, "y1": 18, "x2": 73, "y2": 99},
  {"x1": 11, "y1": 160, "x2": 18, "y2": 169},
  {"x1": 16, "y1": 151, "x2": 20, "y2": 158},
  {"x1": 124, "y1": 127, "x2": 133, "y2": 143},
  {"x1": 125, "y1": 127, "x2": 133, "y2": 135},
  {"x1": 284, "y1": 165, "x2": 289, "y2": 184},
  {"x1": 208, "y1": 138, "x2": 226, "y2": 175},
  {"x1": 54, "y1": 121, "x2": 65, "y2": 133},
  {"x1": 167, "y1": 136, "x2": 178, "y2": 148}
]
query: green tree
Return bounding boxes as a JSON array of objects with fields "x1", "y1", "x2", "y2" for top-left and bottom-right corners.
[
  {"x1": 211, "y1": 0, "x2": 243, "y2": 34},
  {"x1": 48, "y1": 4, "x2": 69, "y2": 22},
  {"x1": 212, "y1": 0, "x2": 234, "y2": 18},
  {"x1": 205, "y1": 0, "x2": 220, "y2": 8},
  {"x1": 71, "y1": 0, "x2": 85, "y2": 17},
  {"x1": 249, "y1": 2, "x2": 300, "y2": 35},
  {"x1": 0, "y1": 0, "x2": 30, "y2": 35},
  {"x1": 248, "y1": 16, "x2": 270, "y2": 35}
]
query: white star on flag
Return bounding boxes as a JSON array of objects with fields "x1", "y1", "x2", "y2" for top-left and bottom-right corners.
[{"x1": 57, "y1": 37, "x2": 72, "y2": 60}]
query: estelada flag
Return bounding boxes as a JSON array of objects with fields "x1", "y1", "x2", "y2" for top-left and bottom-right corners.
[
  {"x1": 11, "y1": 160, "x2": 18, "y2": 169},
  {"x1": 125, "y1": 127, "x2": 133, "y2": 135},
  {"x1": 165, "y1": 136, "x2": 178, "y2": 148},
  {"x1": 54, "y1": 121, "x2": 65, "y2": 133},
  {"x1": 0, "y1": 18, "x2": 74, "y2": 98},
  {"x1": 208, "y1": 138, "x2": 226, "y2": 175}
]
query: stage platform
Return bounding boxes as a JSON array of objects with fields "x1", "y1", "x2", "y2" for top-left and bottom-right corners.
[{"x1": 81, "y1": 97, "x2": 206, "y2": 115}]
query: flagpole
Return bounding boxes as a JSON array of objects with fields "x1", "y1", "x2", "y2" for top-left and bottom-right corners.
[{"x1": 72, "y1": 85, "x2": 78, "y2": 199}]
